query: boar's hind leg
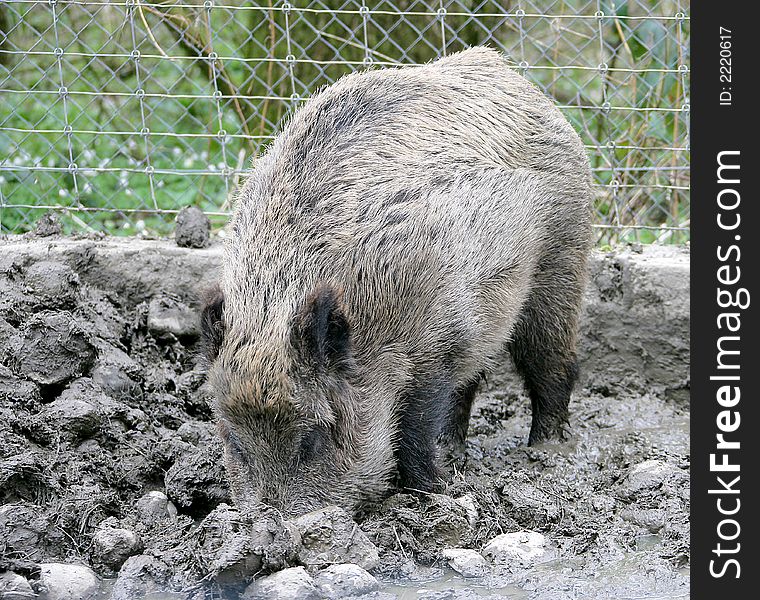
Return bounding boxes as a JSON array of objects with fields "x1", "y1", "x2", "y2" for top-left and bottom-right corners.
[
  {"x1": 440, "y1": 376, "x2": 482, "y2": 447},
  {"x1": 508, "y1": 257, "x2": 584, "y2": 445}
]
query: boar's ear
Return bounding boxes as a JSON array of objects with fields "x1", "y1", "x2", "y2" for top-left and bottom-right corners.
[
  {"x1": 292, "y1": 283, "x2": 351, "y2": 370},
  {"x1": 201, "y1": 283, "x2": 225, "y2": 361}
]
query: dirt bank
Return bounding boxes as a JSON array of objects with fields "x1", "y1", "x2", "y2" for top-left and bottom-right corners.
[{"x1": 0, "y1": 238, "x2": 689, "y2": 599}]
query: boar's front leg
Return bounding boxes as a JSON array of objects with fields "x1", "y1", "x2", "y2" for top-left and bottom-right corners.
[{"x1": 394, "y1": 376, "x2": 453, "y2": 493}]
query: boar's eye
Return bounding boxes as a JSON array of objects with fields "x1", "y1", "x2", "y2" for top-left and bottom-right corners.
[
  {"x1": 298, "y1": 424, "x2": 329, "y2": 462},
  {"x1": 220, "y1": 424, "x2": 247, "y2": 461}
]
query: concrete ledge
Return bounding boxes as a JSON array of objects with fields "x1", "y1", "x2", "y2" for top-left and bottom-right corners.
[
  {"x1": 580, "y1": 246, "x2": 689, "y2": 401},
  {"x1": 0, "y1": 238, "x2": 689, "y2": 400}
]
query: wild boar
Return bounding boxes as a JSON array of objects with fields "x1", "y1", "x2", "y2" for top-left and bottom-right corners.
[{"x1": 202, "y1": 47, "x2": 592, "y2": 516}]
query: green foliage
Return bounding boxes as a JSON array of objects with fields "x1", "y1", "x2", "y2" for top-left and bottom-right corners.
[{"x1": 0, "y1": 1, "x2": 689, "y2": 244}]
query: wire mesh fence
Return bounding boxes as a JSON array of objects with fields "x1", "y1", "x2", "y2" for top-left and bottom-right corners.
[{"x1": 1, "y1": 0, "x2": 689, "y2": 243}]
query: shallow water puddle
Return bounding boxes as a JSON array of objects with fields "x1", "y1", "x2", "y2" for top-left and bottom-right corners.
[{"x1": 382, "y1": 572, "x2": 528, "y2": 598}]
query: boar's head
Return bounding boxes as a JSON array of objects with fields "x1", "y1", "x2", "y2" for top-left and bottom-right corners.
[{"x1": 201, "y1": 282, "x2": 394, "y2": 516}]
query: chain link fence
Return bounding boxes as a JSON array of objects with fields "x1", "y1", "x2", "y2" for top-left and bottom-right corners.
[{"x1": 1, "y1": 0, "x2": 689, "y2": 243}]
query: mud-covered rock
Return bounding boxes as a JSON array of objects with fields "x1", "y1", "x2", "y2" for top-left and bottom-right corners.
[
  {"x1": 0, "y1": 273, "x2": 34, "y2": 324},
  {"x1": 10, "y1": 312, "x2": 95, "y2": 385},
  {"x1": 0, "y1": 571, "x2": 34, "y2": 600},
  {"x1": 498, "y1": 475, "x2": 562, "y2": 528},
  {"x1": 618, "y1": 460, "x2": 688, "y2": 500},
  {"x1": 29, "y1": 378, "x2": 120, "y2": 444},
  {"x1": 111, "y1": 555, "x2": 172, "y2": 600},
  {"x1": 34, "y1": 212, "x2": 62, "y2": 237},
  {"x1": 175, "y1": 206, "x2": 211, "y2": 249},
  {"x1": 37, "y1": 563, "x2": 100, "y2": 600},
  {"x1": 621, "y1": 507, "x2": 666, "y2": 533},
  {"x1": 0, "y1": 364, "x2": 40, "y2": 407},
  {"x1": 315, "y1": 563, "x2": 380, "y2": 598},
  {"x1": 164, "y1": 439, "x2": 230, "y2": 512},
  {"x1": 0, "y1": 451, "x2": 58, "y2": 505},
  {"x1": 92, "y1": 341, "x2": 141, "y2": 378},
  {"x1": 482, "y1": 531, "x2": 549, "y2": 565},
  {"x1": 147, "y1": 296, "x2": 199, "y2": 338},
  {"x1": 92, "y1": 522, "x2": 142, "y2": 569},
  {"x1": 196, "y1": 504, "x2": 301, "y2": 583},
  {"x1": 0, "y1": 503, "x2": 62, "y2": 561},
  {"x1": 0, "y1": 316, "x2": 17, "y2": 353},
  {"x1": 295, "y1": 506, "x2": 380, "y2": 571},
  {"x1": 77, "y1": 289, "x2": 127, "y2": 342},
  {"x1": 176, "y1": 368, "x2": 215, "y2": 418},
  {"x1": 243, "y1": 566, "x2": 320, "y2": 600},
  {"x1": 365, "y1": 493, "x2": 473, "y2": 559},
  {"x1": 136, "y1": 490, "x2": 178, "y2": 524},
  {"x1": 176, "y1": 420, "x2": 214, "y2": 445},
  {"x1": 24, "y1": 261, "x2": 79, "y2": 306},
  {"x1": 32, "y1": 394, "x2": 100, "y2": 443},
  {"x1": 441, "y1": 548, "x2": 489, "y2": 578},
  {"x1": 91, "y1": 364, "x2": 143, "y2": 403}
]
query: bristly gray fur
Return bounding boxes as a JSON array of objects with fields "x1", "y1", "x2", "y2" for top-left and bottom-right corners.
[{"x1": 203, "y1": 47, "x2": 593, "y2": 516}]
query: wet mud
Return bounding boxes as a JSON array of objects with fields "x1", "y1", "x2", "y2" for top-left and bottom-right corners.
[{"x1": 0, "y1": 239, "x2": 689, "y2": 599}]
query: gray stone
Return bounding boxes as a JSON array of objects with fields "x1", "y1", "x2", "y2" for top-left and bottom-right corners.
[
  {"x1": 314, "y1": 563, "x2": 380, "y2": 597},
  {"x1": 441, "y1": 548, "x2": 490, "y2": 578},
  {"x1": 295, "y1": 506, "x2": 380, "y2": 571},
  {"x1": 136, "y1": 490, "x2": 177, "y2": 524},
  {"x1": 111, "y1": 555, "x2": 172, "y2": 600},
  {"x1": 482, "y1": 531, "x2": 548, "y2": 565},
  {"x1": 92, "y1": 524, "x2": 142, "y2": 569},
  {"x1": 147, "y1": 296, "x2": 199, "y2": 337},
  {"x1": 175, "y1": 206, "x2": 211, "y2": 249},
  {"x1": 243, "y1": 566, "x2": 321, "y2": 600},
  {"x1": 38, "y1": 563, "x2": 100, "y2": 600},
  {"x1": 454, "y1": 494, "x2": 479, "y2": 529},
  {"x1": 0, "y1": 571, "x2": 34, "y2": 600}
]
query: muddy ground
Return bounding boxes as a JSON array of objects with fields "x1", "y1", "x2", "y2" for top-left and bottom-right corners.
[{"x1": 0, "y1": 236, "x2": 689, "y2": 600}]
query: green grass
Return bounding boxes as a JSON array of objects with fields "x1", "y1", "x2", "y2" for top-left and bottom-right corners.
[{"x1": 0, "y1": 0, "x2": 689, "y2": 244}]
